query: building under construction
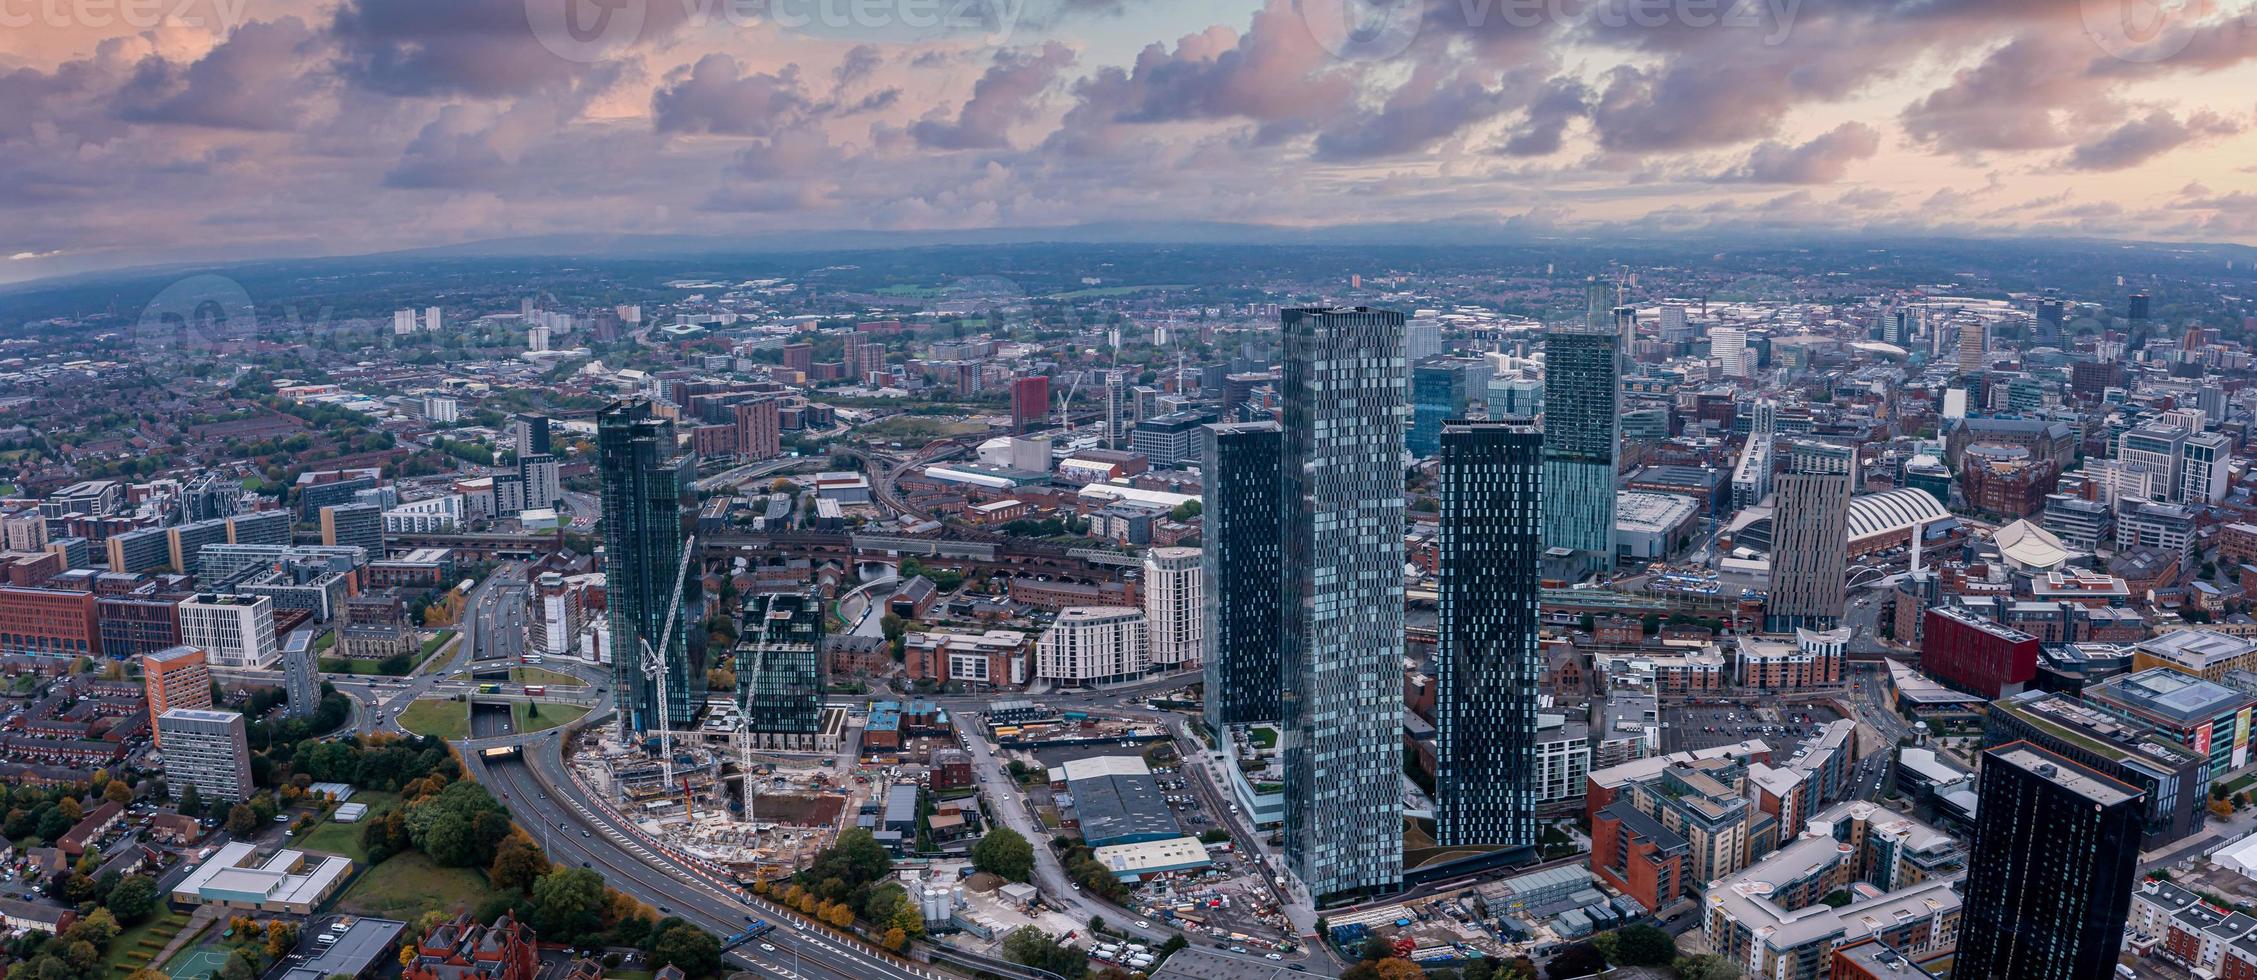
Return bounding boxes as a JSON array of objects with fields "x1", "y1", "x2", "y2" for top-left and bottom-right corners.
[{"x1": 733, "y1": 591, "x2": 829, "y2": 751}]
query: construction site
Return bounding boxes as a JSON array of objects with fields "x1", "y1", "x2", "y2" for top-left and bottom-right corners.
[{"x1": 565, "y1": 722, "x2": 858, "y2": 880}]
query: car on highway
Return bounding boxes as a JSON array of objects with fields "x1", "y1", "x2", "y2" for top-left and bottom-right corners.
[{"x1": 758, "y1": 944, "x2": 775, "y2": 953}]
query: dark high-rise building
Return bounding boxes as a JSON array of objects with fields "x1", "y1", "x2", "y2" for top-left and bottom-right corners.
[
  {"x1": 1434, "y1": 421, "x2": 1543, "y2": 848},
  {"x1": 511, "y1": 414, "x2": 552, "y2": 458},
  {"x1": 1766, "y1": 441, "x2": 1854, "y2": 632},
  {"x1": 1011, "y1": 376, "x2": 1050, "y2": 432},
  {"x1": 1542, "y1": 281, "x2": 1621, "y2": 577},
  {"x1": 1200, "y1": 421, "x2": 1282, "y2": 730},
  {"x1": 599, "y1": 399, "x2": 697, "y2": 735},
  {"x1": 1279, "y1": 307, "x2": 1406, "y2": 899},
  {"x1": 736, "y1": 591, "x2": 823, "y2": 747},
  {"x1": 1958, "y1": 742, "x2": 2143, "y2": 980},
  {"x1": 2128, "y1": 293, "x2": 2151, "y2": 323}
]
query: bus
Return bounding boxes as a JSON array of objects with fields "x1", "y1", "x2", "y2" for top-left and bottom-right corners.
[
  {"x1": 477, "y1": 683, "x2": 502, "y2": 694},
  {"x1": 480, "y1": 745, "x2": 521, "y2": 760},
  {"x1": 523, "y1": 685, "x2": 547, "y2": 696},
  {"x1": 520, "y1": 654, "x2": 545, "y2": 665}
]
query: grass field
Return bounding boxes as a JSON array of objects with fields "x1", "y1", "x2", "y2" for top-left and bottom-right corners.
[
  {"x1": 397, "y1": 698, "x2": 470, "y2": 740},
  {"x1": 293, "y1": 792, "x2": 400, "y2": 862},
  {"x1": 317, "y1": 657, "x2": 405, "y2": 676},
  {"x1": 509, "y1": 666, "x2": 585, "y2": 687},
  {"x1": 513, "y1": 702, "x2": 588, "y2": 734},
  {"x1": 860, "y1": 415, "x2": 989, "y2": 441},
  {"x1": 103, "y1": 910, "x2": 193, "y2": 974},
  {"x1": 336, "y1": 852, "x2": 489, "y2": 919}
]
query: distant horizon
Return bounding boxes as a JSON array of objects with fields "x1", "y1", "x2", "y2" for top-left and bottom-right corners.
[{"x1": 8, "y1": 217, "x2": 2256, "y2": 293}]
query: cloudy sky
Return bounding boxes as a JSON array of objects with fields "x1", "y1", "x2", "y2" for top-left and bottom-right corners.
[{"x1": 3, "y1": 0, "x2": 2255, "y2": 282}]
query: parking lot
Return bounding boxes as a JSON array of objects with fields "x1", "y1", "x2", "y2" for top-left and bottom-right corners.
[{"x1": 1661, "y1": 703, "x2": 1844, "y2": 754}]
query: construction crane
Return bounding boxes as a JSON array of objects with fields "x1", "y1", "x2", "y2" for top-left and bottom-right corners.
[{"x1": 639, "y1": 533, "x2": 697, "y2": 792}]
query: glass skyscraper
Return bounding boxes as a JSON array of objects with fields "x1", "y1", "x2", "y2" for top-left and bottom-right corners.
[
  {"x1": 1201, "y1": 421, "x2": 1281, "y2": 730},
  {"x1": 1958, "y1": 741, "x2": 2143, "y2": 979},
  {"x1": 1435, "y1": 420, "x2": 1543, "y2": 848},
  {"x1": 1279, "y1": 306, "x2": 1406, "y2": 900},
  {"x1": 599, "y1": 399, "x2": 697, "y2": 735},
  {"x1": 1407, "y1": 358, "x2": 1487, "y2": 458},
  {"x1": 738, "y1": 591, "x2": 824, "y2": 739},
  {"x1": 1541, "y1": 281, "x2": 1621, "y2": 577}
]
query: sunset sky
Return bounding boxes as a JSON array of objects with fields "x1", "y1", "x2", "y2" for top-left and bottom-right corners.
[{"x1": 3, "y1": 0, "x2": 2254, "y2": 282}]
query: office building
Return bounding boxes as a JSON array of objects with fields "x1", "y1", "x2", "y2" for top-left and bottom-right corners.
[
  {"x1": 157, "y1": 708, "x2": 253, "y2": 804},
  {"x1": 1957, "y1": 742, "x2": 2143, "y2": 980},
  {"x1": 1035, "y1": 607, "x2": 1148, "y2": 687},
  {"x1": 1922, "y1": 605, "x2": 2041, "y2": 698},
  {"x1": 1985, "y1": 690, "x2": 2209, "y2": 849},
  {"x1": 178, "y1": 593, "x2": 278, "y2": 669},
  {"x1": 1201, "y1": 422, "x2": 1281, "y2": 729},
  {"x1": 1408, "y1": 358, "x2": 1485, "y2": 458},
  {"x1": 319, "y1": 504, "x2": 384, "y2": 557},
  {"x1": 1956, "y1": 320, "x2": 1988, "y2": 375},
  {"x1": 735, "y1": 592, "x2": 824, "y2": 749},
  {"x1": 142, "y1": 646, "x2": 211, "y2": 748},
  {"x1": 2183, "y1": 431, "x2": 2232, "y2": 505},
  {"x1": 1131, "y1": 412, "x2": 1211, "y2": 469},
  {"x1": 2117, "y1": 426, "x2": 2186, "y2": 500},
  {"x1": 1011, "y1": 376, "x2": 1049, "y2": 432},
  {"x1": 1487, "y1": 377, "x2": 1542, "y2": 421},
  {"x1": 2085, "y1": 668, "x2": 2257, "y2": 779},
  {"x1": 1279, "y1": 306, "x2": 1407, "y2": 899},
  {"x1": 1542, "y1": 283, "x2": 1621, "y2": 578},
  {"x1": 1142, "y1": 547, "x2": 1202, "y2": 671},
  {"x1": 1766, "y1": 441, "x2": 1855, "y2": 632},
  {"x1": 1433, "y1": 421, "x2": 1543, "y2": 848},
  {"x1": 598, "y1": 399, "x2": 698, "y2": 734}
]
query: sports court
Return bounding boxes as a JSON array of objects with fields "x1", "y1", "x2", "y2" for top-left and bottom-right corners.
[{"x1": 165, "y1": 946, "x2": 232, "y2": 980}]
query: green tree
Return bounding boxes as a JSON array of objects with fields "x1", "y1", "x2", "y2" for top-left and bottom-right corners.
[
  {"x1": 108, "y1": 875, "x2": 159, "y2": 924},
  {"x1": 1606, "y1": 924, "x2": 1676, "y2": 966},
  {"x1": 489, "y1": 832, "x2": 551, "y2": 893},
  {"x1": 649, "y1": 922, "x2": 721, "y2": 978},
  {"x1": 529, "y1": 868, "x2": 609, "y2": 941},
  {"x1": 1545, "y1": 942, "x2": 1607, "y2": 978},
  {"x1": 225, "y1": 804, "x2": 258, "y2": 838},
  {"x1": 177, "y1": 783, "x2": 204, "y2": 819},
  {"x1": 1672, "y1": 954, "x2": 1744, "y2": 980},
  {"x1": 971, "y1": 827, "x2": 1035, "y2": 882}
]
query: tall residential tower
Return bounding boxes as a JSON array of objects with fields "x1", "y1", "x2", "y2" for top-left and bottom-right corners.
[
  {"x1": 599, "y1": 399, "x2": 698, "y2": 735},
  {"x1": 1201, "y1": 421, "x2": 1282, "y2": 730},
  {"x1": 1279, "y1": 307, "x2": 1406, "y2": 899},
  {"x1": 1541, "y1": 281, "x2": 1621, "y2": 578},
  {"x1": 1434, "y1": 421, "x2": 1544, "y2": 848}
]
